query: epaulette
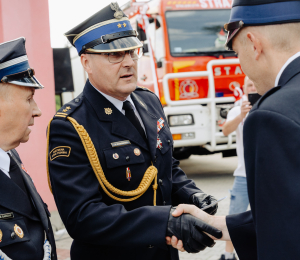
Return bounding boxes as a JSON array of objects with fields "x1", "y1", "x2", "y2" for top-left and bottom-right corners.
[
  {"x1": 136, "y1": 86, "x2": 153, "y2": 93},
  {"x1": 53, "y1": 93, "x2": 83, "y2": 120}
]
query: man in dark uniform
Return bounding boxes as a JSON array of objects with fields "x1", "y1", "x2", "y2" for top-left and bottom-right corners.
[
  {"x1": 0, "y1": 38, "x2": 57, "y2": 260},
  {"x1": 171, "y1": 1, "x2": 300, "y2": 260},
  {"x1": 46, "y1": 3, "x2": 222, "y2": 260}
]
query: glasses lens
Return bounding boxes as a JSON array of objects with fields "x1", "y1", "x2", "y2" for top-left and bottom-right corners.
[
  {"x1": 130, "y1": 47, "x2": 143, "y2": 60},
  {"x1": 108, "y1": 51, "x2": 125, "y2": 63}
]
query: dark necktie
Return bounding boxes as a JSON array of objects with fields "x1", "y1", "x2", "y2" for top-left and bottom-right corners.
[
  {"x1": 8, "y1": 154, "x2": 27, "y2": 194},
  {"x1": 122, "y1": 101, "x2": 147, "y2": 141}
]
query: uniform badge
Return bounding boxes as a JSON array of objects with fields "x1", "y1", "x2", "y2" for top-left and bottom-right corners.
[
  {"x1": 134, "y1": 148, "x2": 141, "y2": 156},
  {"x1": 104, "y1": 108, "x2": 113, "y2": 115},
  {"x1": 157, "y1": 135, "x2": 163, "y2": 150},
  {"x1": 157, "y1": 118, "x2": 164, "y2": 133},
  {"x1": 110, "y1": 2, "x2": 123, "y2": 19},
  {"x1": 126, "y1": 167, "x2": 131, "y2": 181},
  {"x1": 14, "y1": 224, "x2": 24, "y2": 238},
  {"x1": 0, "y1": 229, "x2": 2, "y2": 242},
  {"x1": 62, "y1": 106, "x2": 71, "y2": 113},
  {"x1": 21, "y1": 164, "x2": 29, "y2": 174},
  {"x1": 49, "y1": 146, "x2": 71, "y2": 161},
  {"x1": 113, "y1": 153, "x2": 119, "y2": 159}
]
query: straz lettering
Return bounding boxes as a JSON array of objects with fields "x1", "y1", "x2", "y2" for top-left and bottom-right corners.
[
  {"x1": 111, "y1": 140, "x2": 131, "y2": 148},
  {"x1": 0, "y1": 212, "x2": 14, "y2": 220},
  {"x1": 49, "y1": 146, "x2": 71, "y2": 161}
]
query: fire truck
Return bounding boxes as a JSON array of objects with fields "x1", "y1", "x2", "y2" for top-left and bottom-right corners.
[{"x1": 121, "y1": 0, "x2": 245, "y2": 159}]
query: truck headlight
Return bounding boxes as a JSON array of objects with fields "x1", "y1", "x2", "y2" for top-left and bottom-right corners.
[{"x1": 168, "y1": 114, "x2": 193, "y2": 126}]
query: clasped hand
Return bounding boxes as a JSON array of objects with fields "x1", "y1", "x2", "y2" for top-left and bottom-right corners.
[{"x1": 166, "y1": 205, "x2": 230, "y2": 253}]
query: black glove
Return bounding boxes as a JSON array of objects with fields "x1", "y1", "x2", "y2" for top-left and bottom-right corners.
[
  {"x1": 166, "y1": 207, "x2": 222, "y2": 253},
  {"x1": 190, "y1": 193, "x2": 218, "y2": 215}
]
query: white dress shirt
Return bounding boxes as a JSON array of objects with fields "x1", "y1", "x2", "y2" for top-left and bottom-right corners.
[
  {"x1": 90, "y1": 82, "x2": 146, "y2": 134},
  {"x1": 275, "y1": 52, "x2": 300, "y2": 86},
  {"x1": 0, "y1": 148, "x2": 11, "y2": 178}
]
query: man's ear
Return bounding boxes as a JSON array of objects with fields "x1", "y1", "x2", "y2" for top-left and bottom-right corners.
[
  {"x1": 246, "y1": 32, "x2": 262, "y2": 61},
  {"x1": 80, "y1": 54, "x2": 92, "y2": 74}
]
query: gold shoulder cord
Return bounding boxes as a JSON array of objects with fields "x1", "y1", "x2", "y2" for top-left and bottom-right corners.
[{"x1": 46, "y1": 117, "x2": 158, "y2": 206}]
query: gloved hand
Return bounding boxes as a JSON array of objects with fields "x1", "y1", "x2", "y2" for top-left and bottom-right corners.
[
  {"x1": 166, "y1": 207, "x2": 222, "y2": 253},
  {"x1": 190, "y1": 193, "x2": 218, "y2": 215}
]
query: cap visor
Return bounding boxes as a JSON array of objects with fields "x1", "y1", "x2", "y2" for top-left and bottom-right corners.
[
  {"x1": 8, "y1": 75, "x2": 44, "y2": 89},
  {"x1": 86, "y1": 37, "x2": 142, "y2": 53},
  {"x1": 225, "y1": 28, "x2": 241, "y2": 50}
]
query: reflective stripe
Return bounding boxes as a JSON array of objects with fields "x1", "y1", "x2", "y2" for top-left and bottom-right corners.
[{"x1": 0, "y1": 55, "x2": 28, "y2": 70}]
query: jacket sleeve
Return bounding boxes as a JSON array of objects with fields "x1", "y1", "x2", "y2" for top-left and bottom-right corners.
[
  {"x1": 48, "y1": 118, "x2": 171, "y2": 249},
  {"x1": 226, "y1": 211, "x2": 257, "y2": 260},
  {"x1": 243, "y1": 109, "x2": 300, "y2": 259},
  {"x1": 170, "y1": 157, "x2": 203, "y2": 205}
]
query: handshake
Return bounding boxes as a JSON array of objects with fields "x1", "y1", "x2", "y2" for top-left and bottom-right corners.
[{"x1": 165, "y1": 193, "x2": 229, "y2": 253}]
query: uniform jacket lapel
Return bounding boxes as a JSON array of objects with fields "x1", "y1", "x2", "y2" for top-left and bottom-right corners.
[
  {"x1": 84, "y1": 81, "x2": 149, "y2": 151},
  {"x1": 10, "y1": 150, "x2": 48, "y2": 229},
  {"x1": 0, "y1": 169, "x2": 39, "y2": 221},
  {"x1": 131, "y1": 92, "x2": 158, "y2": 161}
]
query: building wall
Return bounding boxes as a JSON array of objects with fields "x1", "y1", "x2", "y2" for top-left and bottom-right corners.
[{"x1": 0, "y1": 0, "x2": 57, "y2": 210}]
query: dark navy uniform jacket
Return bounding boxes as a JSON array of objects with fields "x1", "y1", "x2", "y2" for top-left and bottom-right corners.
[
  {"x1": 0, "y1": 149, "x2": 57, "y2": 260},
  {"x1": 48, "y1": 80, "x2": 201, "y2": 260},
  {"x1": 226, "y1": 56, "x2": 300, "y2": 260}
]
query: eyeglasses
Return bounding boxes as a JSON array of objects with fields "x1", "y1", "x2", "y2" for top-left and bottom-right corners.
[{"x1": 88, "y1": 47, "x2": 143, "y2": 64}]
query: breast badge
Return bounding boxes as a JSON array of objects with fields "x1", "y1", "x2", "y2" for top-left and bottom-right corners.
[
  {"x1": 157, "y1": 135, "x2": 163, "y2": 150},
  {"x1": 0, "y1": 229, "x2": 2, "y2": 242},
  {"x1": 14, "y1": 224, "x2": 24, "y2": 239},
  {"x1": 113, "y1": 153, "x2": 119, "y2": 159},
  {"x1": 134, "y1": 148, "x2": 141, "y2": 156},
  {"x1": 126, "y1": 167, "x2": 131, "y2": 181},
  {"x1": 104, "y1": 108, "x2": 113, "y2": 115},
  {"x1": 157, "y1": 118, "x2": 165, "y2": 133}
]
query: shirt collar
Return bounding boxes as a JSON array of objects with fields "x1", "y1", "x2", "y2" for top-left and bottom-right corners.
[
  {"x1": 275, "y1": 52, "x2": 300, "y2": 86},
  {"x1": 90, "y1": 81, "x2": 136, "y2": 113},
  {"x1": 0, "y1": 148, "x2": 10, "y2": 174}
]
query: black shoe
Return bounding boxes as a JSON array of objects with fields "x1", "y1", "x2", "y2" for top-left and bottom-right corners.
[{"x1": 219, "y1": 254, "x2": 237, "y2": 260}]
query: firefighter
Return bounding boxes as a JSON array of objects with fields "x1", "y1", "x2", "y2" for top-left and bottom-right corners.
[
  {"x1": 46, "y1": 3, "x2": 222, "y2": 260},
  {"x1": 0, "y1": 37, "x2": 56, "y2": 260}
]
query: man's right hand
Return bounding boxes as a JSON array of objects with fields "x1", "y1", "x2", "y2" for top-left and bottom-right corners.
[
  {"x1": 240, "y1": 101, "x2": 252, "y2": 118},
  {"x1": 166, "y1": 207, "x2": 222, "y2": 253}
]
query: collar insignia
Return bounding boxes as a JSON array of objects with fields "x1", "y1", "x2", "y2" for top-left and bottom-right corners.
[
  {"x1": 104, "y1": 108, "x2": 113, "y2": 115},
  {"x1": 110, "y1": 2, "x2": 123, "y2": 19}
]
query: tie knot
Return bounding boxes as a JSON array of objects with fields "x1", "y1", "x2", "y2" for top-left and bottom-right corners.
[{"x1": 122, "y1": 100, "x2": 134, "y2": 111}]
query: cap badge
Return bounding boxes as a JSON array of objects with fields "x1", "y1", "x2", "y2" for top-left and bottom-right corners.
[
  {"x1": 134, "y1": 148, "x2": 141, "y2": 156},
  {"x1": 0, "y1": 229, "x2": 2, "y2": 242},
  {"x1": 110, "y1": 2, "x2": 123, "y2": 19},
  {"x1": 104, "y1": 108, "x2": 113, "y2": 115},
  {"x1": 14, "y1": 224, "x2": 24, "y2": 238},
  {"x1": 113, "y1": 153, "x2": 119, "y2": 160}
]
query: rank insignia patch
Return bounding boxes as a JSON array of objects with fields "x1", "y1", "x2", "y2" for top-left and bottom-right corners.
[
  {"x1": 157, "y1": 135, "x2": 163, "y2": 150},
  {"x1": 104, "y1": 108, "x2": 113, "y2": 115},
  {"x1": 157, "y1": 118, "x2": 164, "y2": 133},
  {"x1": 49, "y1": 146, "x2": 71, "y2": 161},
  {"x1": 14, "y1": 224, "x2": 24, "y2": 238},
  {"x1": 0, "y1": 229, "x2": 2, "y2": 242}
]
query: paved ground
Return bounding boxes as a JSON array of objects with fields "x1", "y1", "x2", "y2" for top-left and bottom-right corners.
[{"x1": 52, "y1": 153, "x2": 240, "y2": 260}]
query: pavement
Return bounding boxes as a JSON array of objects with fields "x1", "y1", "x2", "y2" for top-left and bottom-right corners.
[{"x1": 51, "y1": 153, "x2": 240, "y2": 260}]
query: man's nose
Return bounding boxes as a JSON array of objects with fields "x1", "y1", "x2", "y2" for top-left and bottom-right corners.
[
  {"x1": 122, "y1": 52, "x2": 135, "y2": 67},
  {"x1": 32, "y1": 99, "x2": 42, "y2": 117}
]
